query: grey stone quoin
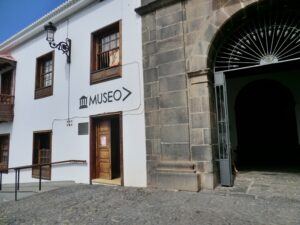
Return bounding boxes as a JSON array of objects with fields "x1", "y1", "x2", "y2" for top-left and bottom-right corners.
[{"x1": 136, "y1": 0, "x2": 262, "y2": 191}]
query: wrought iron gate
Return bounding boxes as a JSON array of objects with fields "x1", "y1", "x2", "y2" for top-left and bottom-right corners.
[{"x1": 215, "y1": 72, "x2": 233, "y2": 186}]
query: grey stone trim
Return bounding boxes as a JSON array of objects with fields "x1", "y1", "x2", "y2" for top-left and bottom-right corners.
[
  {"x1": 156, "y1": 171, "x2": 200, "y2": 191},
  {"x1": 188, "y1": 69, "x2": 213, "y2": 85},
  {"x1": 136, "y1": 0, "x2": 182, "y2": 16},
  {"x1": 157, "y1": 161, "x2": 195, "y2": 171},
  {"x1": 155, "y1": 160, "x2": 200, "y2": 191},
  {"x1": 188, "y1": 69, "x2": 211, "y2": 78}
]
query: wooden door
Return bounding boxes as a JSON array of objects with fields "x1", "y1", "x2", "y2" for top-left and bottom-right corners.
[
  {"x1": 32, "y1": 132, "x2": 51, "y2": 179},
  {"x1": 39, "y1": 148, "x2": 51, "y2": 179},
  {"x1": 95, "y1": 119, "x2": 112, "y2": 179},
  {"x1": 0, "y1": 136, "x2": 9, "y2": 171}
]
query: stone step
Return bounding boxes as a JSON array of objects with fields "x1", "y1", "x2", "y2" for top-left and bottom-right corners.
[
  {"x1": 156, "y1": 167, "x2": 196, "y2": 173},
  {"x1": 91, "y1": 178, "x2": 121, "y2": 186},
  {"x1": 156, "y1": 171, "x2": 200, "y2": 192},
  {"x1": 156, "y1": 161, "x2": 196, "y2": 172}
]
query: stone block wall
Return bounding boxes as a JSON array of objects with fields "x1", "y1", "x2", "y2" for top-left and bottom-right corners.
[
  {"x1": 142, "y1": 1, "x2": 196, "y2": 190},
  {"x1": 138, "y1": 0, "x2": 259, "y2": 191}
]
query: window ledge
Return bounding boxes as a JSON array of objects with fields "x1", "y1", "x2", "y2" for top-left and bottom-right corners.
[
  {"x1": 35, "y1": 86, "x2": 53, "y2": 99},
  {"x1": 90, "y1": 65, "x2": 121, "y2": 85}
]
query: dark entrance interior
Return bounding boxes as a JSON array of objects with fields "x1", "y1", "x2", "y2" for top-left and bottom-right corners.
[
  {"x1": 90, "y1": 114, "x2": 122, "y2": 184},
  {"x1": 1, "y1": 70, "x2": 12, "y2": 95},
  {"x1": 0, "y1": 135, "x2": 9, "y2": 171},
  {"x1": 234, "y1": 79, "x2": 300, "y2": 170}
]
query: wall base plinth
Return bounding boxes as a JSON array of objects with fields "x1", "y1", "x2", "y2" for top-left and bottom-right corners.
[{"x1": 156, "y1": 161, "x2": 200, "y2": 192}]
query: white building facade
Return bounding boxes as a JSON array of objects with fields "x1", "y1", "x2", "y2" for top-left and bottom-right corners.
[{"x1": 0, "y1": 0, "x2": 147, "y2": 187}]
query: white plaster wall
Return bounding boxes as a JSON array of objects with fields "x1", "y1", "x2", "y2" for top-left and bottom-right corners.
[{"x1": 1, "y1": 0, "x2": 147, "y2": 187}]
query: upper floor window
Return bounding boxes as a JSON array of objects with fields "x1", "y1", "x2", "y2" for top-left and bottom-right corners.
[
  {"x1": 0, "y1": 71, "x2": 14, "y2": 122},
  {"x1": 91, "y1": 21, "x2": 121, "y2": 84},
  {"x1": 1, "y1": 71, "x2": 12, "y2": 96},
  {"x1": 99, "y1": 32, "x2": 120, "y2": 69},
  {"x1": 35, "y1": 51, "x2": 54, "y2": 99}
]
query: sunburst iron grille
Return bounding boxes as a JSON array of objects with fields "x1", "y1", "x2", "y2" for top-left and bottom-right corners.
[{"x1": 215, "y1": 14, "x2": 300, "y2": 71}]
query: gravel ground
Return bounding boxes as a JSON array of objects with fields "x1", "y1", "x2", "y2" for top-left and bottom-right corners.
[
  {"x1": 0, "y1": 171, "x2": 299, "y2": 225},
  {"x1": 0, "y1": 181, "x2": 76, "y2": 202}
]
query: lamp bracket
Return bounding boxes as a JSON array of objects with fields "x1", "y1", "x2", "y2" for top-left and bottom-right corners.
[{"x1": 49, "y1": 38, "x2": 71, "y2": 63}]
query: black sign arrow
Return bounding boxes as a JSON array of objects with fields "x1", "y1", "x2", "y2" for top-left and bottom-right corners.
[{"x1": 122, "y1": 87, "x2": 132, "y2": 101}]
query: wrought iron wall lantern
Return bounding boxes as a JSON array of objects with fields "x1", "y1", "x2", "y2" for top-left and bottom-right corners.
[{"x1": 44, "y1": 22, "x2": 71, "y2": 63}]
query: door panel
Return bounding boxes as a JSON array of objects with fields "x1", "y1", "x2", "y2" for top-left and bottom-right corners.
[
  {"x1": 99, "y1": 151, "x2": 109, "y2": 159},
  {"x1": 32, "y1": 132, "x2": 51, "y2": 180},
  {"x1": 0, "y1": 136, "x2": 9, "y2": 171},
  {"x1": 95, "y1": 119, "x2": 112, "y2": 179}
]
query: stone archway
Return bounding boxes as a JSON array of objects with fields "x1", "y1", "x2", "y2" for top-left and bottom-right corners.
[{"x1": 209, "y1": 0, "x2": 300, "y2": 185}]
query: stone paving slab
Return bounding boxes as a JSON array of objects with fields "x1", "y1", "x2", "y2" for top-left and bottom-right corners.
[
  {"x1": 216, "y1": 171, "x2": 300, "y2": 201},
  {"x1": 0, "y1": 172, "x2": 299, "y2": 225}
]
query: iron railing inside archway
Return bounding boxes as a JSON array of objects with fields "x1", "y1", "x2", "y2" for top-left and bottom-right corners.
[{"x1": 215, "y1": 13, "x2": 300, "y2": 72}]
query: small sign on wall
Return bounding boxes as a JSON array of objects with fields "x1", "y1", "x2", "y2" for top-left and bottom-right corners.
[
  {"x1": 78, "y1": 122, "x2": 89, "y2": 135},
  {"x1": 79, "y1": 87, "x2": 132, "y2": 110}
]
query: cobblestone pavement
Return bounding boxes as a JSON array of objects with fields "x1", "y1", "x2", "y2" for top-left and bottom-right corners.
[{"x1": 0, "y1": 171, "x2": 299, "y2": 225}]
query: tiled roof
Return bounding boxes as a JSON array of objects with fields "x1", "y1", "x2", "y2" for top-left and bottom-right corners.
[
  {"x1": 0, "y1": 54, "x2": 16, "y2": 70},
  {"x1": 0, "y1": 54, "x2": 15, "y2": 62}
]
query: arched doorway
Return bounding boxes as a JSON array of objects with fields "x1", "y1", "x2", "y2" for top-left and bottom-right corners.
[
  {"x1": 210, "y1": 0, "x2": 300, "y2": 186},
  {"x1": 235, "y1": 79, "x2": 299, "y2": 170}
]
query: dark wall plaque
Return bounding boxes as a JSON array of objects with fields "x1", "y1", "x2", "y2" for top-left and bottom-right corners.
[{"x1": 78, "y1": 122, "x2": 89, "y2": 135}]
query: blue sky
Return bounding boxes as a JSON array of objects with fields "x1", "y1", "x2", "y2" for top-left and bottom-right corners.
[{"x1": 0, "y1": 0, "x2": 66, "y2": 43}]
